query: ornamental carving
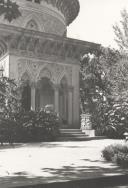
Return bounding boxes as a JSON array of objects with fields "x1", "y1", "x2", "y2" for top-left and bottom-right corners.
[
  {"x1": 26, "y1": 20, "x2": 39, "y2": 31},
  {"x1": 5, "y1": 28, "x2": 100, "y2": 61},
  {"x1": 37, "y1": 68, "x2": 52, "y2": 81},
  {"x1": 18, "y1": 59, "x2": 44, "y2": 83},
  {"x1": 18, "y1": 59, "x2": 73, "y2": 86}
]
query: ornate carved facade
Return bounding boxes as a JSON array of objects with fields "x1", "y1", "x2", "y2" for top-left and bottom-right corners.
[{"x1": 0, "y1": 0, "x2": 100, "y2": 128}]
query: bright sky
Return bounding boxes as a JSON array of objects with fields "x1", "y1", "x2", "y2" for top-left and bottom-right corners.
[{"x1": 68, "y1": 0, "x2": 128, "y2": 49}]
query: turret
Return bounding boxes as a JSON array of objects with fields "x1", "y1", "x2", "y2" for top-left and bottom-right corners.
[{"x1": 0, "y1": 0, "x2": 80, "y2": 36}]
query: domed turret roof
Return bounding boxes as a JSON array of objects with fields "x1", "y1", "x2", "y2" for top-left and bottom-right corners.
[
  {"x1": 26, "y1": 0, "x2": 80, "y2": 26},
  {"x1": 42, "y1": 0, "x2": 80, "y2": 25}
]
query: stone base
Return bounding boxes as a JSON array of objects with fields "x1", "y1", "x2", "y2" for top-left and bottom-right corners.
[{"x1": 82, "y1": 129, "x2": 95, "y2": 137}]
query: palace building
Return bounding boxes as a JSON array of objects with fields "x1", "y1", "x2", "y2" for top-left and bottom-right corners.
[{"x1": 0, "y1": 0, "x2": 100, "y2": 128}]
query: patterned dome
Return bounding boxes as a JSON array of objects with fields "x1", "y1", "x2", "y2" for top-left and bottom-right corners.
[
  {"x1": 25, "y1": 0, "x2": 80, "y2": 25},
  {"x1": 0, "y1": 0, "x2": 80, "y2": 36}
]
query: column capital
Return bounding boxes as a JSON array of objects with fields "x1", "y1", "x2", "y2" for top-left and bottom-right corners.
[
  {"x1": 54, "y1": 84, "x2": 60, "y2": 91},
  {"x1": 30, "y1": 81, "x2": 36, "y2": 88}
]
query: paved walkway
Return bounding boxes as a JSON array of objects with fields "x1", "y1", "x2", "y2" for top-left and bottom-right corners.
[{"x1": 0, "y1": 139, "x2": 128, "y2": 188}]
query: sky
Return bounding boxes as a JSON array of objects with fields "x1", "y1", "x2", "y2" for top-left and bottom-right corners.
[{"x1": 68, "y1": 0, "x2": 128, "y2": 49}]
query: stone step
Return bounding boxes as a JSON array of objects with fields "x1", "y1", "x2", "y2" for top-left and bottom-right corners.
[
  {"x1": 60, "y1": 133, "x2": 86, "y2": 137},
  {"x1": 60, "y1": 129, "x2": 82, "y2": 133},
  {"x1": 59, "y1": 129, "x2": 90, "y2": 141},
  {"x1": 58, "y1": 129, "x2": 106, "y2": 141},
  {"x1": 58, "y1": 135, "x2": 107, "y2": 141}
]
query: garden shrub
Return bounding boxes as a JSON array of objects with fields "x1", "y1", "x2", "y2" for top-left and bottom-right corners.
[
  {"x1": 102, "y1": 145, "x2": 116, "y2": 161},
  {"x1": 102, "y1": 144, "x2": 128, "y2": 168},
  {"x1": 0, "y1": 110, "x2": 60, "y2": 144},
  {"x1": 104, "y1": 101, "x2": 128, "y2": 139},
  {"x1": 115, "y1": 152, "x2": 128, "y2": 168}
]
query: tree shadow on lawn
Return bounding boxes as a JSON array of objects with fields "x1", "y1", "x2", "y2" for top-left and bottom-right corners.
[{"x1": 0, "y1": 160, "x2": 128, "y2": 188}]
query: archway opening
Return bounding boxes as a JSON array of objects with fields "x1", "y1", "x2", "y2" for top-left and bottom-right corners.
[
  {"x1": 59, "y1": 76, "x2": 68, "y2": 125},
  {"x1": 21, "y1": 83, "x2": 31, "y2": 111},
  {"x1": 36, "y1": 77, "x2": 54, "y2": 110}
]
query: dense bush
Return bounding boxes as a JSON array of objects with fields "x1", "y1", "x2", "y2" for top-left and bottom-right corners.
[
  {"x1": 102, "y1": 144, "x2": 128, "y2": 168},
  {"x1": 104, "y1": 101, "x2": 128, "y2": 139},
  {"x1": 0, "y1": 110, "x2": 60, "y2": 144}
]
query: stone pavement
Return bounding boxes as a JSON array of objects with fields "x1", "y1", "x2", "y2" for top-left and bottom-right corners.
[{"x1": 0, "y1": 139, "x2": 128, "y2": 188}]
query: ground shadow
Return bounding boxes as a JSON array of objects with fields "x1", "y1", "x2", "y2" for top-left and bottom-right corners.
[{"x1": 0, "y1": 160, "x2": 128, "y2": 188}]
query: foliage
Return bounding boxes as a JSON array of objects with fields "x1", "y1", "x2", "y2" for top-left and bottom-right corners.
[
  {"x1": 102, "y1": 144, "x2": 128, "y2": 168},
  {"x1": 80, "y1": 48, "x2": 121, "y2": 136},
  {"x1": 113, "y1": 9, "x2": 128, "y2": 51},
  {"x1": 0, "y1": 0, "x2": 21, "y2": 22},
  {"x1": 104, "y1": 101, "x2": 128, "y2": 138},
  {"x1": 0, "y1": 76, "x2": 20, "y2": 113},
  {"x1": 0, "y1": 76, "x2": 60, "y2": 144},
  {"x1": 80, "y1": 46, "x2": 128, "y2": 137},
  {"x1": 0, "y1": 110, "x2": 60, "y2": 144}
]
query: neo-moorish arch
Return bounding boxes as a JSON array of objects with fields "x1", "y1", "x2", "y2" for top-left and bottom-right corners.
[
  {"x1": 26, "y1": 19, "x2": 39, "y2": 31},
  {"x1": 20, "y1": 72, "x2": 31, "y2": 111},
  {"x1": 23, "y1": 14, "x2": 44, "y2": 32},
  {"x1": 20, "y1": 71, "x2": 31, "y2": 85},
  {"x1": 57, "y1": 71, "x2": 70, "y2": 86},
  {"x1": 37, "y1": 67, "x2": 52, "y2": 81}
]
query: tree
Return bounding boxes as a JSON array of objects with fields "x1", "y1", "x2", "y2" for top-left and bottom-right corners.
[
  {"x1": 0, "y1": 0, "x2": 21, "y2": 22},
  {"x1": 80, "y1": 48, "x2": 120, "y2": 113},
  {"x1": 80, "y1": 50, "x2": 109, "y2": 134},
  {"x1": 113, "y1": 9, "x2": 128, "y2": 51},
  {"x1": 80, "y1": 47, "x2": 123, "y2": 135}
]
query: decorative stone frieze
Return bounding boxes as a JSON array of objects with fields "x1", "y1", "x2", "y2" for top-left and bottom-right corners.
[{"x1": 0, "y1": 25, "x2": 100, "y2": 61}]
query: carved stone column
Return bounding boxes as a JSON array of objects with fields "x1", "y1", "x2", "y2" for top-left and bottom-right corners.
[
  {"x1": 54, "y1": 84, "x2": 59, "y2": 114},
  {"x1": 31, "y1": 82, "x2": 36, "y2": 111},
  {"x1": 68, "y1": 86, "x2": 73, "y2": 126}
]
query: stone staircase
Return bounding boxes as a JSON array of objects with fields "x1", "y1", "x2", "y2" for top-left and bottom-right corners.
[
  {"x1": 58, "y1": 129, "x2": 89, "y2": 141},
  {"x1": 58, "y1": 129, "x2": 106, "y2": 141}
]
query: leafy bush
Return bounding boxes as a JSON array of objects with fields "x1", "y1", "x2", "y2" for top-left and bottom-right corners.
[
  {"x1": 104, "y1": 101, "x2": 128, "y2": 139},
  {"x1": 102, "y1": 144, "x2": 128, "y2": 168},
  {"x1": 0, "y1": 110, "x2": 60, "y2": 144},
  {"x1": 116, "y1": 152, "x2": 128, "y2": 168},
  {"x1": 102, "y1": 145, "x2": 116, "y2": 161}
]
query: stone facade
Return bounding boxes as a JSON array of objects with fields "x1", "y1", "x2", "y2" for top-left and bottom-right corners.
[{"x1": 0, "y1": 0, "x2": 100, "y2": 128}]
